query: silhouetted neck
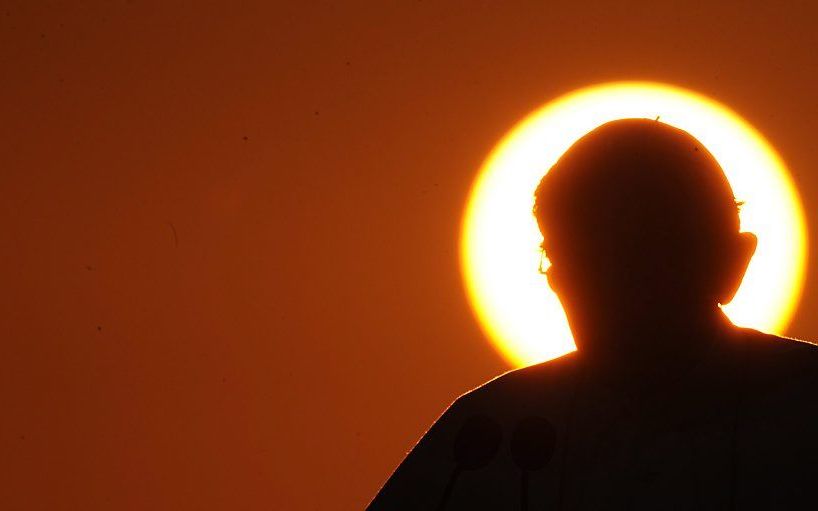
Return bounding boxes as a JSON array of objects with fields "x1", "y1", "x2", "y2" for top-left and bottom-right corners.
[{"x1": 576, "y1": 307, "x2": 735, "y2": 392}]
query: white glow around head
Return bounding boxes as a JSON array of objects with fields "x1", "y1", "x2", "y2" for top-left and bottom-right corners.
[{"x1": 461, "y1": 82, "x2": 808, "y2": 366}]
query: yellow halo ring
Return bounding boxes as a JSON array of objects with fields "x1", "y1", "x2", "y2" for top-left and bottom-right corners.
[{"x1": 461, "y1": 81, "x2": 808, "y2": 367}]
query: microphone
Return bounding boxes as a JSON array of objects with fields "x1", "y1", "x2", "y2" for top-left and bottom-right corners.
[
  {"x1": 435, "y1": 414, "x2": 502, "y2": 511},
  {"x1": 510, "y1": 416, "x2": 557, "y2": 511}
]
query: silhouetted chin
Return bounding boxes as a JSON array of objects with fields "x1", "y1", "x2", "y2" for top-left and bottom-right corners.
[{"x1": 568, "y1": 301, "x2": 734, "y2": 369}]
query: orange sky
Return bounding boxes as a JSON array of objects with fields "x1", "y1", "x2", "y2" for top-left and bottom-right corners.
[{"x1": 3, "y1": 2, "x2": 818, "y2": 509}]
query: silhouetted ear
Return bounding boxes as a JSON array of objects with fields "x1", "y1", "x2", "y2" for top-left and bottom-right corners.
[{"x1": 717, "y1": 232, "x2": 757, "y2": 305}]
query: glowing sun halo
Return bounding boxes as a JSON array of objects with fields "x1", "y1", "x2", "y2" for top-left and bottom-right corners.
[{"x1": 461, "y1": 82, "x2": 808, "y2": 367}]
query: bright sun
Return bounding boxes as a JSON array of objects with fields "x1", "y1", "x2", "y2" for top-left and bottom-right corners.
[{"x1": 461, "y1": 81, "x2": 808, "y2": 367}]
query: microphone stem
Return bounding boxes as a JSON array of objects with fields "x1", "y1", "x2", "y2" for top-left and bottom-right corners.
[
  {"x1": 520, "y1": 471, "x2": 529, "y2": 511},
  {"x1": 435, "y1": 466, "x2": 463, "y2": 511}
]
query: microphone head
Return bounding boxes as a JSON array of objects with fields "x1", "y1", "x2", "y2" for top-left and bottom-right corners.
[
  {"x1": 510, "y1": 416, "x2": 557, "y2": 471},
  {"x1": 453, "y1": 415, "x2": 503, "y2": 470}
]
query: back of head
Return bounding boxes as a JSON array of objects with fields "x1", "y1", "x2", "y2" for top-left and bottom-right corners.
[{"x1": 534, "y1": 119, "x2": 742, "y2": 342}]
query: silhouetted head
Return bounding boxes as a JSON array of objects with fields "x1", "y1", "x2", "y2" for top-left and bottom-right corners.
[{"x1": 534, "y1": 119, "x2": 757, "y2": 355}]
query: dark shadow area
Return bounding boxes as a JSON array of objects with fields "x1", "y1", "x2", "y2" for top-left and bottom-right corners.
[{"x1": 369, "y1": 119, "x2": 818, "y2": 509}]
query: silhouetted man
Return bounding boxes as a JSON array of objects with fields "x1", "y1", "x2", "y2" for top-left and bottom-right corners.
[{"x1": 369, "y1": 119, "x2": 818, "y2": 509}]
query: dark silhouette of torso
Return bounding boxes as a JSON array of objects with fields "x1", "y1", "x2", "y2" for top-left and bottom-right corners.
[
  {"x1": 369, "y1": 119, "x2": 818, "y2": 509},
  {"x1": 371, "y1": 326, "x2": 818, "y2": 509}
]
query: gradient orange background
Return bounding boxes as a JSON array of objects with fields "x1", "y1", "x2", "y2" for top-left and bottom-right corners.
[{"x1": 3, "y1": 2, "x2": 818, "y2": 509}]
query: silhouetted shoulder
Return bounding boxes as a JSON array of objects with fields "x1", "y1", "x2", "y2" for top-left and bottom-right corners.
[
  {"x1": 736, "y1": 327, "x2": 818, "y2": 387},
  {"x1": 740, "y1": 325, "x2": 818, "y2": 353},
  {"x1": 368, "y1": 351, "x2": 579, "y2": 510},
  {"x1": 454, "y1": 350, "x2": 579, "y2": 422},
  {"x1": 724, "y1": 327, "x2": 818, "y2": 507},
  {"x1": 734, "y1": 327, "x2": 818, "y2": 400}
]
